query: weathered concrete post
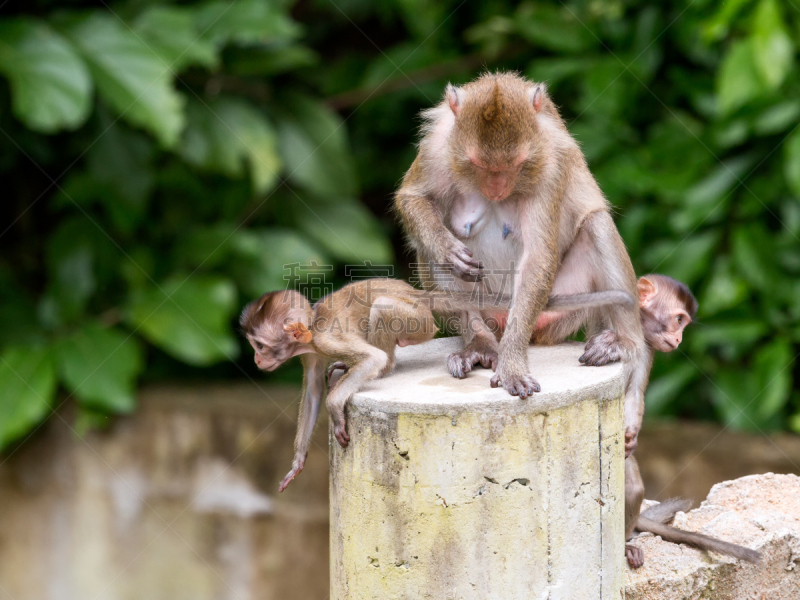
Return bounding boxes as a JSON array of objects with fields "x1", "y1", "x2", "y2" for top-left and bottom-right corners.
[{"x1": 330, "y1": 338, "x2": 626, "y2": 600}]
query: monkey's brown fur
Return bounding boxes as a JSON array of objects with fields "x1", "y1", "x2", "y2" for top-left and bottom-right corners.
[
  {"x1": 625, "y1": 454, "x2": 760, "y2": 568},
  {"x1": 242, "y1": 279, "x2": 632, "y2": 493},
  {"x1": 622, "y1": 277, "x2": 758, "y2": 568},
  {"x1": 241, "y1": 279, "x2": 519, "y2": 492},
  {"x1": 541, "y1": 276, "x2": 759, "y2": 567},
  {"x1": 394, "y1": 72, "x2": 648, "y2": 456}
]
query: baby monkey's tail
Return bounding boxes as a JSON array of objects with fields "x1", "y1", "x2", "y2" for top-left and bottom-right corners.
[
  {"x1": 636, "y1": 499, "x2": 761, "y2": 563},
  {"x1": 413, "y1": 289, "x2": 634, "y2": 313},
  {"x1": 546, "y1": 290, "x2": 635, "y2": 312},
  {"x1": 412, "y1": 290, "x2": 512, "y2": 312}
]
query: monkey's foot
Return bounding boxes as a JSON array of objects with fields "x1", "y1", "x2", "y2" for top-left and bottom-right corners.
[
  {"x1": 446, "y1": 242, "x2": 484, "y2": 282},
  {"x1": 626, "y1": 544, "x2": 644, "y2": 569},
  {"x1": 327, "y1": 361, "x2": 348, "y2": 386},
  {"x1": 490, "y1": 368, "x2": 540, "y2": 398},
  {"x1": 625, "y1": 427, "x2": 639, "y2": 457},
  {"x1": 579, "y1": 330, "x2": 625, "y2": 366},
  {"x1": 333, "y1": 419, "x2": 350, "y2": 447},
  {"x1": 447, "y1": 346, "x2": 498, "y2": 379},
  {"x1": 278, "y1": 457, "x2": 306, "y2": 493}
]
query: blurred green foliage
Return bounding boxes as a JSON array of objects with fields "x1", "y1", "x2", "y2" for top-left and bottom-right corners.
[{"x1": 0, "y1": 0, "x2": 799, "y2": 449}]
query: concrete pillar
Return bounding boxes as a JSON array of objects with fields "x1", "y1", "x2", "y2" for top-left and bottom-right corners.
[{"x1": 330, "y1": 338, "x2": 627, "y2": 600}]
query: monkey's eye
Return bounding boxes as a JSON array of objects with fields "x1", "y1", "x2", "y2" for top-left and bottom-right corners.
[
  {"x1": 676, "y1": 315, "x2": 683, "y2": 325},
  {"x1": 256, "y1": 342, "x2": 264, "y2": 351}
]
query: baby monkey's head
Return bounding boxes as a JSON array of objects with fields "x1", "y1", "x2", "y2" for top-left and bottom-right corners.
[
  {"x1": 240, "y1": 290, "x2": 313, "y2": 371},
  {"x1": 638, "y1": 275, "x2": 698, "y2": 353}
]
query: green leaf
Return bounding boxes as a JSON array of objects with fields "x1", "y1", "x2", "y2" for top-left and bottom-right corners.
[
  {"x1": 731, "y1": 224, "x2": 777, "y2": 292},
  {"x1": 230, "y1": 228, "x2": 327, "y2": 297},
  {"x1": 751, "y1": 0, "x2": 794, "y2": 90},
  {"x1": 84, "y1": 113, "x2": 155, "y2": 229},
  {"x1": 753, "y1": 101, "x2": 800, "y2": 136},
  {"x1": 645, "y1": 363, "x2": 698, "y2": 416},
  {"x1": 134, "y1": 6, "x2": 218, "y2": 71},
  {"x1": 641, "y1": 231, "x2": 720, "y2": 285},
  {"x1": 514, "y1": 3, "x2": 596, "y2": 54},
  {"x1": 127, "y1": 276, "x2": 238, "y2": 366},
  {"x1": 295, "y1": 199, "x2": 393, "y2": 264},
  {"x1": 0, "y1": 18, "x2": 92, "y2": 132},
  {"x1": 702, "y1": 0, "x2": 753, "y2": 42},
  {"x1": 710, "y1": 368, "x2": 758, "y2": 430},
  {"x1": 717, "y1": 40, "x2": 763, "y2": 115},
  {"x1": 690, "y1": 320, "x2": 767, "y2": 359},
  {"x1": 0, "y1": 346, "x2": 56, "y2": 449},
  {"x1": 195, "y1": 0, "x2": 300, "y2": 46},
  {"x1": 752, "y1": 337, "x2": 793, "y2": 421},
  {"x1": 275, "y1": 94, "x2": 358, "y2": 197},
  {"x1": 227, "y1": 44, "x2": 318, "y2": 76},
  {"x1": 670, "y1": 155, "x2": 755, "y2": 232},
  {"x1": 55, "y1": 324, "x2": 143, "y2": 413},
  {"x1": 785, "y1": 129, "x2": 800, "y2": 197},
  {"x1": 527, "y1": 57, "x2": 587, "y2": 87},
  {"x1": 41, "y1": 218, "x2": 99, "y2": 325},
  {"x1": 700, "y1": 257, "x2": 749, "y2": 316},
  {"x1": 181, "y1": 97, "x2": 281, "y2": 193},
  {"x1": 59, "y1": 13, "x2": 185, "y2": 147}
]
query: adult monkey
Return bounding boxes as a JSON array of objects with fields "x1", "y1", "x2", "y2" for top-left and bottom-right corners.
[{"x1": 394, "y1": 72, "x2": 648, "y2": 454}]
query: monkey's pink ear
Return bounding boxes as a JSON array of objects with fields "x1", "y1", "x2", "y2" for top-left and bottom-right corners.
[
  {"x1": 637, "y1": 277, "x2": 657, "y2": 307},
  {"x1": 530, "y1": 85, "x2": 544, "y2": 112},
  {"x1": 284, "y1": 322, "x2": 313, "y2": 344},
  {"x1": 446, "y1": 84, "x2": 463, "y2": 116}
]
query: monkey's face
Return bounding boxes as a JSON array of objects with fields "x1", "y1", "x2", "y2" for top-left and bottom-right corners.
[
  {"x1": 452, "y1": 144, "x2": 530, "y2": 202},
  {"x1": 247, "y1": 334, "x2": 290, "y2": 371},
  {"x1": 641, "y1": 306, "x2": 691, "y2": 353},
  {"x1": 638, "y1": 276, "x2": 696, "y2": 353},
  {"x1": 468, "y1": 154, "x2": 527, "y2": 202}
]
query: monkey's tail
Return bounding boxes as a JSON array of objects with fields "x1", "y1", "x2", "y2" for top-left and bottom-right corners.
[
  {"x1": 414, "y1": 291, "x2": 512, "y2": 312},
  {"x1": 640, "y1": 498, "x2": 693, "y2": 525},
  {"x1": 546, "y1": 290, "x2": 635, "y2": 312},
  {"x1": 636, "y1": 517, "x2": 761, "y2": 563}
]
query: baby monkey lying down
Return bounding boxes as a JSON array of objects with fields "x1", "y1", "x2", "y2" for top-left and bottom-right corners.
[{"x1": 240, "y1": 278, "x2": 630, "y2": 491}]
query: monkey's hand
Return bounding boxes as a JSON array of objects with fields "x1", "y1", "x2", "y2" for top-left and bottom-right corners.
[
  {"x1": 624, "y1": 427, "x2": 639, "y2": 457},
  {"x1": 445, "y1": 241, "x2": 484, "y2": 282},
  {"x1": 579, "y1": 330, "x2": 627, "y2": 366},
  {"x1": 490, "y1": 364, "x2": 540, "y2": 398},
  {"x1": 278, "y1": 454, "x2": 306, "y2": 493},
  {"x1": 326, "y1": 361, "x2": 348, "y2": 387}
]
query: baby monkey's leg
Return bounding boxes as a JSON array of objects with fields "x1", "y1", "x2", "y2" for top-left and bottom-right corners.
[
  {"x1": 323, "y1": 336, "x2": 389, "y2": 447},
  {"x1": 327, "y1": 361, "x2": 348, "y2": 386}
]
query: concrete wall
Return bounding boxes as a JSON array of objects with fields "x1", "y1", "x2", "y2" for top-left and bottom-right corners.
[
  {"x1": 0, "y1": 384, "x2": 328, "y2": 600},
  {"x1": 2, "y1": 381, "x2": 800, "y2": 599}
]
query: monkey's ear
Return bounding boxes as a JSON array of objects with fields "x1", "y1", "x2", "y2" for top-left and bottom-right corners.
[
  {"x1": 637, "y1": 277, "x2": 657, "y2": 307},
  {"x1": 446, "y1": 84, "x2": 463, "y2": 116},
  {"x1": 284, "y1": 322, "x2": 313, "y2": 344},
  {"x1": 530, "y1": 84, "x2": 545, "y2": 112}
]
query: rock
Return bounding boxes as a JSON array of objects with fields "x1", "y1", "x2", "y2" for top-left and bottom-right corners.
[{"x1": 625, "y1": 473, "x2": 800, "y2": 599}]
